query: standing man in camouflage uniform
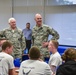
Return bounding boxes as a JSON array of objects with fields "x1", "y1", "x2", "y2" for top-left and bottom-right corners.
[
  {"x1": 0, "y1": 18, "x2": 26, "y2": 60},
  {"x1": 32, "y1": 13, "x2": 59, "y2": 60}
]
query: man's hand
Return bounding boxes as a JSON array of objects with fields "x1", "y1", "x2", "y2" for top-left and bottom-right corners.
[{"x1": 42, "y1": 42, "x2": 49, "y2": 47}]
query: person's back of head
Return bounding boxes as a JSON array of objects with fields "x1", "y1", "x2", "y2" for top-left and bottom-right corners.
[
  {"x1": 61, "y1": 48, "x2": 76, "y2": 62},
  {"x1": 29, "y1": 46, "x2": 40, "y2": 60},
  {"x1": 56, "y1": 48, "x2": 76, "y2": 75}
]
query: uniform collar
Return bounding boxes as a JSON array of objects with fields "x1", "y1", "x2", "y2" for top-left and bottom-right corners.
[{"x1": 35, "y1": 24, "x2": 44, "y2": 30}]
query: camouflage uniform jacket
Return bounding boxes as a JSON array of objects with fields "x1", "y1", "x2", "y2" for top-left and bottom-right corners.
[
  {"x1": 0, "y1": 27, "x2": 26, "y2": 55},
  {"x1": 32, "y1": 24, "x2": 59, "y2": 49}
]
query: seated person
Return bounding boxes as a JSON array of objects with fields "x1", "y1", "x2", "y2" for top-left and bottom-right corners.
[
  {"x1": 19, "y1": 46, "x2": 53, "y2": 75},
  {"x1": 56, "y1": 48, "x2": 76, "y2": 75},
  {"x1": 48, "y1": 40, "x2": 62, "y2": 75},
  {"x1": 0, "y1": 41, "x2": 15, "y2": 75}
]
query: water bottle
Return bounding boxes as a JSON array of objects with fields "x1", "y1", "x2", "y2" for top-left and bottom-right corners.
[
  {"x1": 26, "y1": 48, "x2": 28, "y2": 54},
  {"x1": 14, "y1": 58, "x2": 21, "y2": 67},
  {"x1": 24, "y1": 48, "x2": 28, "y2": 54}
]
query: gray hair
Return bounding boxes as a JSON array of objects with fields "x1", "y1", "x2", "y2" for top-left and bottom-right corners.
[{"x1": 8, "y1": 18, "x2": 16, "y2": 23}]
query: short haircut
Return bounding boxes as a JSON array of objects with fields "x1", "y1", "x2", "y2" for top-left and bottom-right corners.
[
  {"x1": 61, "y1": 48, "x2": 76, "y2": 61},
  {"x1": 35, "y1": 13, "x2": 42, "y2": 18},
  {"x1": 26, "y1": 22, "x2": 30, "y2": 25},
  {"x1": 8, "y1": 18, "x2": 16, "y2": 23},
  {"x1": 2, "y1": 41, "x2": 12, "y2": 50},
  {"x1": 29, "y1": 46, "x2": 40, "y2": 60},
  {"x1": 51, "y1": 40, "x2": 59, "y2": 49}
]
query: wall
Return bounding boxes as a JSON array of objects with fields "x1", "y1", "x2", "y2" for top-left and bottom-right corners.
[
  {"x1": 13, "y1": 0, "x2": 45, "y2": 29},
  {"x1": 0, "y1": 0, "x2": 12, "y2": 30}
]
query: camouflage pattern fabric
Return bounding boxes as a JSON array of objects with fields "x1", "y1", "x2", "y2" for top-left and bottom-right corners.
[
  {"x1": 0, "y1": 27, "x2": 26, "y2": 59},
  {"x1": 32, "y1": 24, "x2": 59, "y2": 60},
  {"x1": 0, "y1": 35, "x2": 7, "y2": 52}
]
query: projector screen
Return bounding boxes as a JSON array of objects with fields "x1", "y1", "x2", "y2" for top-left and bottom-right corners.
[
  {"x1": 45, "y1": 11, "x2": 76, "y2": 46},
  {"x1": 45, "y1": 5, "x2": 76, "y2": 46}
]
